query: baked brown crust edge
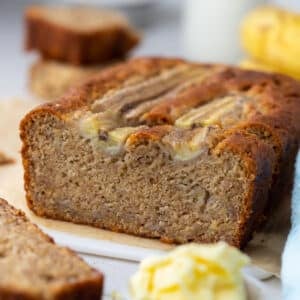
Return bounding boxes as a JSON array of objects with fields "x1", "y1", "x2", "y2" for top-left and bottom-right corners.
[{"x1": 0, "y1": 198, "x2": 103, "y2": 300}]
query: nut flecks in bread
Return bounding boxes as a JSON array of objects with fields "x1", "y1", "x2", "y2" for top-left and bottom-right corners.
[{"x1": 20, "y1": 57, "x2": 300, "y2": 248}]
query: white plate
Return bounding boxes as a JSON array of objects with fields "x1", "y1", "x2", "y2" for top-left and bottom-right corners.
[{"x1": 41, "y1": 227, "x2": 165, "y2": 262}]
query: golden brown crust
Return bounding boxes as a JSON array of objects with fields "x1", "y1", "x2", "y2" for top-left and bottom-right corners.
[
  {"x1": 20, "y1": 57, "x2": 300, "y2": 248},
  {"x1": 0, "y1": 198, "x2": 103, "y2": 300},
  {"x1": 25, "y1": 5, "x2": 140, "y2": 65},
  {"x1": 126, "y1": 125, "x2": 173, "y2": 145}
]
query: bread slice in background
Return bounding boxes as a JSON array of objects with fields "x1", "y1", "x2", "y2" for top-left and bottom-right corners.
[
  {"x1": 29, "y1": 59, "x2": 106, "y2": 101},
  {"x1": 0, "y1": 198, "x2": 103, "y2": 300},
  {"x1": 20, "y1": 57, "x2": 300, "y2": 249},
  {"x1": 25, "y1": 5, "x2": 140, "y2": 65}
]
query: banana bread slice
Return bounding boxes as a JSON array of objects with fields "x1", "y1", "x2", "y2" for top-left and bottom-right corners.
[
  {"x1": 20, "y1": 58, "x2": 300, "y2": 248},
  {"x1": 0, "y1": 198, "x2": 103, "y2": 300},
  {"x1": 25, "y1": 5, "x2": 140, "y2": 65},
  {"x1": 29, "y1": 60, "x2": 106, "y2": 100}
]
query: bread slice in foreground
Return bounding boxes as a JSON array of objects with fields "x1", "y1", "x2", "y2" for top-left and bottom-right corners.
[
  {"x1": 20, "y1": 58, "x2": 300, "y2": 248},
  {"x1": 0, "y1": 198, "x2": 103, "y2": 300},
  {"x1": 25, "y1": 5, "x2": 140, "y2": 65},
  {"x1": 29, "y1": 60, "x2": 106, "y2": 101}
]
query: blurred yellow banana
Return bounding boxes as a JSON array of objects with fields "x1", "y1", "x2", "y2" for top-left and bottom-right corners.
[
  {"x1": 240, "y1": 59, "x2": 276, "y2": 72},
  {"x1": 241, "y1": 6, "x2": 300, "y2": 80}
]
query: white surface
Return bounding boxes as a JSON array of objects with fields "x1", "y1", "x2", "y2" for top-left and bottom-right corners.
[
  {"x1": 182, "y1": 0, "x2": 266, "y2": 63},
  {"x1": 81, "y1": 254, "x2": 138, "y2": 299},
  {"x1": 273, "y1": 0, "x2": 300, "y2": 11},
  {"x1": 41, "y1": 227, "x2": 165, "y2": 262},
  {"x1": 64, "y1": 0, "x2": 156, "y2": 6}
]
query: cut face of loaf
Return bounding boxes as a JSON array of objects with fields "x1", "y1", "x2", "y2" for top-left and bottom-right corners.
[
  {"x1": 0, "y1": 198, "x2": 103, "y2": 300},
  {"x1": 25, "y1": 5, "x2": 140, "y2": 65},
  {"x1": 20, "y1": 58, "x2": 300, "y2": 248}
]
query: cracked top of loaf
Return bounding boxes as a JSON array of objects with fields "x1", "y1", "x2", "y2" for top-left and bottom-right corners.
[{"x1": 23, "y1": 57, "x2": 300, "y2": 160}]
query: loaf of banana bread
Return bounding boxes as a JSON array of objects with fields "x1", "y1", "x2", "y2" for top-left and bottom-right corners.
[
  {"x1": 20, "y1": 58, "x2": 300, "y2": 248},
  {"x1": 25, "y1": 5, "x2": 140, "y2": 65},
  {"x1": 0, "y1": 198, "x2": 103, "y2": 300}
]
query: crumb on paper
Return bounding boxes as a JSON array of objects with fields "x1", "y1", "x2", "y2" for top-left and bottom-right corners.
[{"x1": 0, "y1": 151, "x2": 14, "y2": 165}]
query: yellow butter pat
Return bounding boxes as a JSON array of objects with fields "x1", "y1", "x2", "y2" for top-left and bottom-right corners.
[{"x1": 130, "y1": 242, "x2": 250, "y2": 300}]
